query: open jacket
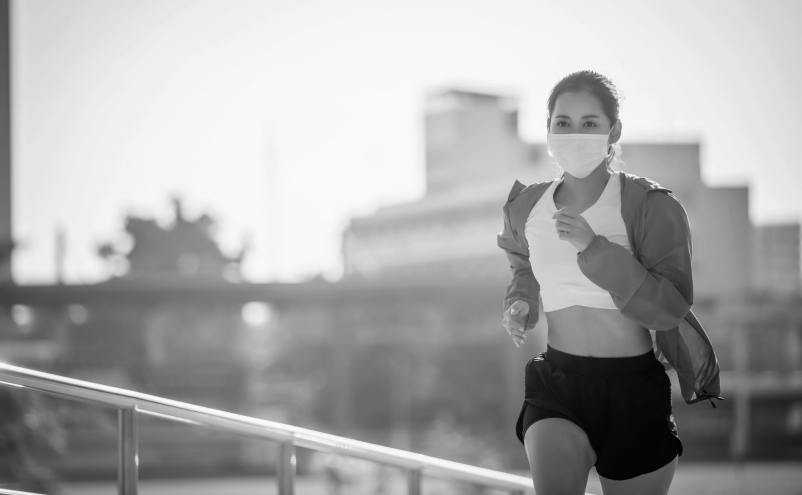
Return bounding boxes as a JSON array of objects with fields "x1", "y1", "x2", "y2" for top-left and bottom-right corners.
[{"x1": 497, "y1": 170, "x2": 723, "y2": 406}]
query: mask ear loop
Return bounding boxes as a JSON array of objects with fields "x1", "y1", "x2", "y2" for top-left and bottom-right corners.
[{"x1": 606, "y1": 123, "x2": 618, "y2": 167}]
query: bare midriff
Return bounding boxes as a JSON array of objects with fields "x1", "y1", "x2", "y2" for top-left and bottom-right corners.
[{"x1": 545, "y1": 305, "x2": 653, "y2": 358}]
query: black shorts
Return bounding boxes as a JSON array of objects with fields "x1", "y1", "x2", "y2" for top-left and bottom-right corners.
[{"x1": 516, "y1": 344, "x2": 683, "y2": 481}]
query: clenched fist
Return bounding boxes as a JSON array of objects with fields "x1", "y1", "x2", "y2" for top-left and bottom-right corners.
[{"x1": 552, "y1": 206, "x2": 597, "y2": 253}]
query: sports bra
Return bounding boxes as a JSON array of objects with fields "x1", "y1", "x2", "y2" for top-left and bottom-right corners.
[{"x1": 525, "y1": 173, "x2": 633, "y2": 312}]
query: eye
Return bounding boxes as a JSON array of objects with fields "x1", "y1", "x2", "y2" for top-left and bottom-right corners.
[
  {"x1": 583, "y1": 121, "x2": 598, "y2": 127},
  {"x1": 555, "y1": 121, "x2": 569, "y2": 127}
]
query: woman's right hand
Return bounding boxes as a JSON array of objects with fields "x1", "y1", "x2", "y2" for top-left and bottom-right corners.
[{"x1": 502, "y1": 300, "x2": 531, "y2": 348}]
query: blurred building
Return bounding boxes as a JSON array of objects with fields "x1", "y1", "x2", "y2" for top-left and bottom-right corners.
[
  {"x1": 342, "y1": 88, "x2": 777, "y2": 303},
  {"x1": 338, "y1": 87, "x2": 802, "y2": 462},
  {"x1": 616, "y1": 144, "x2": 755, "y2": 299},
  {"x1": 343, "y1": 89, "x2": 549, "y2": 281},
  {"x1": 1, "y1": 86, "x2": 801, "y2": 483},
  {"x1": 753, "y1": 223, "x2": 802, "y2": 295}
]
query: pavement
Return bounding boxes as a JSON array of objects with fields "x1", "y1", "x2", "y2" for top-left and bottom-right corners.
[{"x1": 58, "y1": 462, "x2": 802, "y2": 495}]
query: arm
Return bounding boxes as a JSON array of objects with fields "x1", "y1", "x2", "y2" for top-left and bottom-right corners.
[
  {"x1": 497, "y1": 207, "x2": 540, "y2": 331},
  {"x1": 576, "y1": 190, "x2": 693, "y2": 331}
]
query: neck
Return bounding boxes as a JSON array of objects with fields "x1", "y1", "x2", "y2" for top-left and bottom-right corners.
[{"x1": 559, "y1": 161, "x2": 613, "y2": 201}]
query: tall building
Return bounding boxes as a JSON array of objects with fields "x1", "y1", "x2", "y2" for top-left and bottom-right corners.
[
  {"x1": 753, "y1": 223, "x2": 802, "y2": 295},
  {"x1": 342, "y1": 88, "x2": 758, "y2": 300},
  {"x1": 343, "y1": 89, "x2": 552, "y2": 281}
]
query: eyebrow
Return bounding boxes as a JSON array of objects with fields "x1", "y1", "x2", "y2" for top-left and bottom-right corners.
[{"x1": 553, "y1": 114, "x2": 602, "y2": 119}]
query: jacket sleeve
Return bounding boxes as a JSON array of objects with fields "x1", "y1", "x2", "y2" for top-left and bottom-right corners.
[
  {"x1": 576, "y1": 190, "x2": 693, "y2": 331},
  {"x1": 497, "y1": 203, "x2": 540, "y2": 330}
]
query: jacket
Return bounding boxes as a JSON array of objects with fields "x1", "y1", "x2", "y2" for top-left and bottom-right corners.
[{"x1": 497, "y1": 170, "x2": 723, "y2": 406}]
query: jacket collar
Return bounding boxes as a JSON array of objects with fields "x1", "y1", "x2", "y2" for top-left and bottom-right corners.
[
  {"x1": 507, "y1": 170, "x2": 671, "y2": 206},
  {"x1": 506, "y1": 170, "x2": 673, "y2": 255}
]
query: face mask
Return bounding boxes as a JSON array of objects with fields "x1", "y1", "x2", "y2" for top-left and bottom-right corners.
[{"x1": 546, "y1": 130, "x2": 612, "y2": 179}]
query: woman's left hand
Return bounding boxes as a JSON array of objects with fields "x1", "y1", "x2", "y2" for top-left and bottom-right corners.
[{"x1": 552, "y1": 206, "x2": 598, "y2": 253}]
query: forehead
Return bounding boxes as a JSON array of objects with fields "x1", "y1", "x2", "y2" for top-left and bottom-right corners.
[{"x1": 552, "y1": 90, "x2": 605, "y2": 116}]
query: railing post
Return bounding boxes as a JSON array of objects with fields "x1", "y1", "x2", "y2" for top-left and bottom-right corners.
[
  {"x1": 277, "y1": 441, "x2": 295, "y2": 495},
  {"x1": 0, "y1": 362, "x2": 547, "y2": 495},
  {"x1": 118, "y1": 406, "x2": 139, "y2": 495},
  {"x1": 730, "y1": 324, "x2": 750, "y2": 460},
  {"x1": 407, "y1": 468, "x2": 422, "y2": 495}
]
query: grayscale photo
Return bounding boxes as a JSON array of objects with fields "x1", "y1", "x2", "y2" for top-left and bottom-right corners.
[{"x1": 0, "y1": 1, "x2": 800, "y2": 494}]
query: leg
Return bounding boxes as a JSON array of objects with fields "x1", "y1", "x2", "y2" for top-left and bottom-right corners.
[
  {"x1": 599, "y1": 454, "x2": 677, "y2": 495},
  {"x1": 524, "y1": 417, "x2": 597, "y2": 495}
]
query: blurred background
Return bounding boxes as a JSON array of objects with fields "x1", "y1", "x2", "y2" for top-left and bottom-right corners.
[{"x1": 1, "y1": 0, "x2": 801, "y2": 494}]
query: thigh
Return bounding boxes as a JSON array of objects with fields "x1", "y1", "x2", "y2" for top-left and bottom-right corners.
[
  {"x1": 524, "y1": 417, "x2": 597, "y2": 495},
  {"x1": 596, "y1": 369, "x2": 682, "y2": 480},
  {"x1": 599, "y1": 454, "x2": 677, "y2": 495}
]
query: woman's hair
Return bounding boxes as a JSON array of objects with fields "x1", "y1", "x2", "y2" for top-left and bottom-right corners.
[{"x1": 546, "y1": 70, "x2": 625, "y2": 174}]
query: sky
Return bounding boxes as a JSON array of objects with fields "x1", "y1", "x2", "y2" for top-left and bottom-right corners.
[{"x1": 10, "y1": 0, "x2": 802, "y2": 285}]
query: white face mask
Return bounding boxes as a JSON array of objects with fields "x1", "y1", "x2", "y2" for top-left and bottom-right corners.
[{"x1": 546, "y1": 130, "x2": 612, "y2": 179}]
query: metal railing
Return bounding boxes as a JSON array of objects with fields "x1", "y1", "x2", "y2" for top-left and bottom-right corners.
[{"x1": 0, "y1": 362, "x2": 537, "y2": 495}]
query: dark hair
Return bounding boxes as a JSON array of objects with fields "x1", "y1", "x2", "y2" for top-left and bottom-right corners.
[{"x1": 546, "y1": 70, "x2": 624, "y2": 171}]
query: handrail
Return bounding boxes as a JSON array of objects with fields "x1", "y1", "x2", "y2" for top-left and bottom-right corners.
[{"x1": 0, "y1": 362, "x2": 537, "y2": 495}]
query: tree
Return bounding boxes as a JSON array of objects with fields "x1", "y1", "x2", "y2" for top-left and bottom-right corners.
[{"x1": 97, "y1": 197, "x2": 248, "y2": 281}]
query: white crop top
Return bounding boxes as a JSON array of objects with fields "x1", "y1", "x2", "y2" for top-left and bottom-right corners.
[{"x1": 525, "y1": 173, "x2": 633, "y2": 312}]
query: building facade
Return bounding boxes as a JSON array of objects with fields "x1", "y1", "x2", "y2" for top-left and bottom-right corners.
[
  {"x1": 342, "y1": 89, "x2": 765, "y2": 302},
  {"x1": 753, "y1": 223, "x2": 802, "y2": 295}
]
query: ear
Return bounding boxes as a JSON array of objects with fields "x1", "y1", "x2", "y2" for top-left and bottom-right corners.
[{"x1": 609, "y1": 120, "x2": 622, "y2": 145}]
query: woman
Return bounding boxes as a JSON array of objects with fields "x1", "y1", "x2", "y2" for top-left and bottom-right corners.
[{"x1": 498, "y1": 70, "x2": 722, "y2": 494}]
